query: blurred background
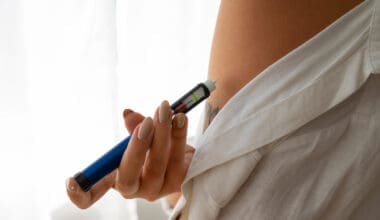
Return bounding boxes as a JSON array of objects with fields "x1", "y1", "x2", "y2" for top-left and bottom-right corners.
[{"x1": 0, "y1": 0, "x2": 219, "y2": 219}]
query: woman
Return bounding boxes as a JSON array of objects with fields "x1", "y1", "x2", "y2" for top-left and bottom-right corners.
[{"x1": 67, "y1": 0, "x2": 380, "y2": 219}]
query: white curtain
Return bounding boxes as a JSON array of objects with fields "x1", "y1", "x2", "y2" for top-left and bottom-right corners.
[{"x1": 0, "y1": 0, "x2": 219, "y2": 219}]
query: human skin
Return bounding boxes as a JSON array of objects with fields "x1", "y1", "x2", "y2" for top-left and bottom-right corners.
[
  {"x1": 66, "y1": 0, "x2": 363, "y2": 209},
  {"x1": 206, "y1": 0, "x2": 364, "y2": 118},
  {"x1": 66, "y1": 103, "x2": 194, "y2": 209},
  {"x1": 168, "y1": 0, "x2": 364, "y2": 208}
]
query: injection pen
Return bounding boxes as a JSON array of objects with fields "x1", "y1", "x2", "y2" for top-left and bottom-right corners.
[{"x1": 74, "y1": 80, "x2": 216, "y2": 192}]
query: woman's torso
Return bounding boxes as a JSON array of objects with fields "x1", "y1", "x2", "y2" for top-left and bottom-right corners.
[{"x1": 205, "y1": 0, "x2": 364, "y2": 126}]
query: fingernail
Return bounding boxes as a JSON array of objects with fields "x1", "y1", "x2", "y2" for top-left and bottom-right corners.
[
  {"x1": 66, "y1": 178, "x2": 76, "y2": 192},
  {"x1": 123, "y1": 109, "x2": 134, "y2": 118},
  {"x1": 174, "y1": 114, "x2": 186, "y2": 128},
  {"x1": 159, "y1": 101, "x2": 171, "y2": 124},
  {"x1": 138, "y1": 117, "x2": 153, "y2": 140}
]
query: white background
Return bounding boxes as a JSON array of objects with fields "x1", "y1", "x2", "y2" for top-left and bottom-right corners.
[{"x1": 0, "y1": 0, "x2": 219, "y2": 219}]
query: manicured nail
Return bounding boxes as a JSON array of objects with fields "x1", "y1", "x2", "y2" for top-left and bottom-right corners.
[
  {"x1": 66, "y1": 178, "x2": 76, "y2": 192},
  {"x1": 174, "y1": 114, "x2": 186, "y2": 128},
  {"x1": 159, "y1": 101, "x2": 171, "y2": 124},
  {"x1": 138, "y1": 117, "x2": 153, "y2": 140},
  {"x1": 123, "y1": 109, "x2": 134, "y2": 118}
]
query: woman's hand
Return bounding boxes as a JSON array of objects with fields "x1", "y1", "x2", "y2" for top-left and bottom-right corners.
[{"x1": 66, "y1": 100, "x2": 194, "y2": 209}]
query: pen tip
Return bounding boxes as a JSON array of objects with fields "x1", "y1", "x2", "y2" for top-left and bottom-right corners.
[{"x1": 204, "y1": 79, "x2": 216, "y2": 92}]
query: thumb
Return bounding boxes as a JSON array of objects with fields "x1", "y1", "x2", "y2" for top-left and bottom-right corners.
[{"x1": 123, "y1": 109, "x2": 145, "y2": 134}]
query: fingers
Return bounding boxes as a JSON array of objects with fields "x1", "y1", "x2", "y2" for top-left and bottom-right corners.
[
  {"x1": 162, "y1": 113, "x2": 188, "y2": 194},
  {"x1": 67, "y1": 101, "x2": 191, "y2": 208},
  {"x1": 139, "y1": 101, "x2": 173, "y2": 199},
  {"x1": 116, "y1": 117, "x2": 154, "y2": 197},
  {"x1": 117, "y1": 101, "x2": 188, "y2": 201},
  {"x1": 123, "y1": 109, "x2": 145, "y2": 133},
  {"x1": 66, "y1": 171, "x2": 116, "y2": 209}
]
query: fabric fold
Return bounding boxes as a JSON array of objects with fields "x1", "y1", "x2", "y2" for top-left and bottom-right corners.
[{"x1": 171, "y1": 0, "x2": 380, "y2": 219}]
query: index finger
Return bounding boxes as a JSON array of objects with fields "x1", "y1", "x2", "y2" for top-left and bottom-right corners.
[
  {"x1": 123, "y1": 109, "x2": 145, "y2": 133},
  {"x1": 116, "y1": 117, "x2": 154, "y2": 197}
]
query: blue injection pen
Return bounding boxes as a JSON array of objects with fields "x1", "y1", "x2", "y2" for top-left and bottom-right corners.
[{"x1": 74, "y1": 80, "x2": 216, "y2": 192}]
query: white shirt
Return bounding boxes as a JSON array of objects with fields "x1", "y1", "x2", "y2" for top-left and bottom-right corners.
[{"x1": 171, "y1": 0, "x2": 380, "y2": 219}]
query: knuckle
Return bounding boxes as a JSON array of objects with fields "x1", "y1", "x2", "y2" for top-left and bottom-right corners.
[
  {"x1": 145, "y1": 160, "x2": 165, "y2": 177},
  {"x1": 170, "y1": 157, "x2": 183, "y2": 166},
  {"x1": 76, "y1": 203, "x2": 91, "y2": 210},
  {"x1": 166, "y1": 178, "x2": 182, "y2": 192},
  {"x1": 144, "y1": 192, "x2": 159, "y2": 202},
  {"x1": 77, "y1": 205, "x2": 87, "y2": 210},
  {"x1": 116, "y1": 179, "x2": 139, "y2": 196},
  {"x1": 172, "y1": 130, "x2": 186, "y2": 140},
  {"x1": 120, "y1": 192, "x2": 134, "y2": 200}
]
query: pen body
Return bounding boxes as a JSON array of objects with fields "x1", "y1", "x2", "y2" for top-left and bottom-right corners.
[{"x1": 75, "y1": 136, "x2": 131, "y2": 191}]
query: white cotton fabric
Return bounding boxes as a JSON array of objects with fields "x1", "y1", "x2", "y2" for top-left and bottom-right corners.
[{"x1": 170, "y1": 0, "x2": 380, "y2": 219}]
